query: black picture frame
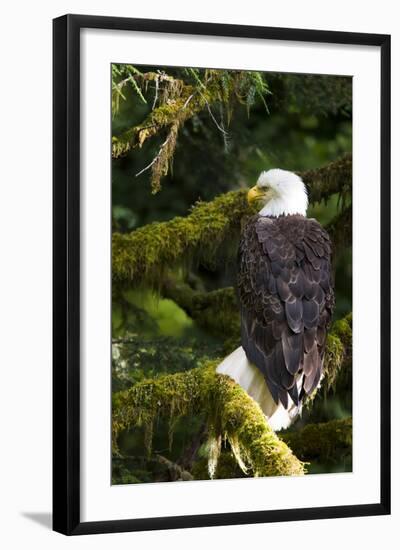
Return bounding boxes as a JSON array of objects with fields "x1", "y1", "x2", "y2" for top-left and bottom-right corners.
[{"x1": 53, "y1": 13, "x2": 391, "y2": 536}]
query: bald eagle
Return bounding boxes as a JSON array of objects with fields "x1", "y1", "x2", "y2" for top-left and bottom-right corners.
[{"x1": 217, "y1": 169, "x2": 334, "y2": 431}]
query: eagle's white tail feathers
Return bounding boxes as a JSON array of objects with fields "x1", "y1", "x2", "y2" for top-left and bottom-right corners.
[
  {"x1": 216, "y1": 346, "x2": 302, "y2": 431},
  {"x1": 216, "y1": 347, "x2": 278, "y2": 418}
]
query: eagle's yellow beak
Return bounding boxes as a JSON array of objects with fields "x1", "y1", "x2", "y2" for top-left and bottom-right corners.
[{"x1": 247, "y1": 185, "x2": 266, "y2": 204}]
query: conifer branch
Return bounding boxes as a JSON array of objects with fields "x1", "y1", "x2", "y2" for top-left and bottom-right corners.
[
  {"x1": 299, "y1": 153, "x2": 352, "y2": 205},
  {"x1": 112, "y1": 155, "x2": 352, "y2": 288},
  {"x1": 112, "y1": 314, "x2": 351, "y2": 477},
  {"x1": 112, "y1": 69, "x2": 272, "y2": 192},
  {"x1": 113, "y1": 362, "x2": 306, "y2": 478},
  {"x1": 112, "y1": 190, "x2": 248, "y2": 287}
]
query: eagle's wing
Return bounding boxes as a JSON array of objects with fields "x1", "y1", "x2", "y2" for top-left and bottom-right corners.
[{"x1": 238, "y1": 214, "x2": 334, "y2": 408}]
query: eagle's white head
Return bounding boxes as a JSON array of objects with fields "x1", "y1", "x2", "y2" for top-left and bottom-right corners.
[{"x1": 247, "y1": 169, "x2": 308, "y2": 217}]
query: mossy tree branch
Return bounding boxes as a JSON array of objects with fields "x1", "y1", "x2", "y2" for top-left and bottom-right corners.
[
  {"x1": 112, "y1": 313, "x2": 351, "y2": 477},
  {"x1": 301, "y1": 313, "x2": 352, "y2": 408},
  {"x1": 112, "y1": 291, "x2": 351, "y2": 399},
  {"x1": 112, "y1": 154, "x2": 352, "y2": 289},
  {"x1": 320, "y1": 312, "x2": 352, "y2": 395},
  {"x1": 112, "y1": 69, "x2": 271, "y2": 193},
  {"x1": 113, "y1": 454, "x2": 194, "y2": 483},
  {"x1": 112, "y1": 83, "x2": 206, "y2": 158},
  {"x1": 112, "y1": 74, "x2": 209, "y2": 194},
  {"x1": 112, "y1": 189, "x2": 249, "y2": 288},
  {"x1": 113, "y1": 311, "x2": 352, "y2": 405},
  {"x1": 113, "y1": 362, "x2": 305, "y2": 478},
  {"x1": 300, "y1": 153, "x2": 352, "y2": 206}
]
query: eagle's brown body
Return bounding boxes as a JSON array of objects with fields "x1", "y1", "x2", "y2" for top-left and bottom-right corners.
[{"x1": 238, "y1": 214, "x2": 334, "y2": 409}]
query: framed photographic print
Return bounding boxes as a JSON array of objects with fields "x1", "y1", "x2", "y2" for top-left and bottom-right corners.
[{"x1": 53, "y1": 14, "x2": 391, "y2": 535}]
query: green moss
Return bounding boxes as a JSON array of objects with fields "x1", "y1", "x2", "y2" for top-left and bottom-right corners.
[
  {"x1": 112, "y1": 189, "x2": 252, "y2": 288},
  {"x1": 111, "y1": 69, "x2": 271, "y2": 192},
  {"x1": 324, "y1": 314, "x2": 352, "y2": 390},
  {"x1": 112, "y1": 82, "x2": 216, "y2": 164},
  {"x1": 112, "y1": 81, "x2": 215, "y2": 192},
  {"x1": 192, "y1": 448, "x2": 246, "y2": 480},
  {"x1": 112, "y1": 66, "x2": 350, "y2": 196},
  {"x1": 281, "y1": 418, "x2": 352, "y2": 462},
  {"x1": 113, "y1": 312, "x2": 352, "y2": 475},
  {"x1": 303, "y1": 313, "x2": 352, "y2": 407},
  {"x1": 324, "y1": 334, "x2": 345, "y2": 389},
  {"x1": 113, "y1": 362, "x2": 305, "y2": 478},
  {"x1": 334, "y1": 312, "x2": 352, "y2": 348},
  {"x1": 112, "y1": 155, "x2": 352, "y2": 289},
  {"x1": 300, "y1": 153, "x2": 352, "y2": 206},
  {"x1": 111, "y1": 69, "x2": 269, "y2": 162}
]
